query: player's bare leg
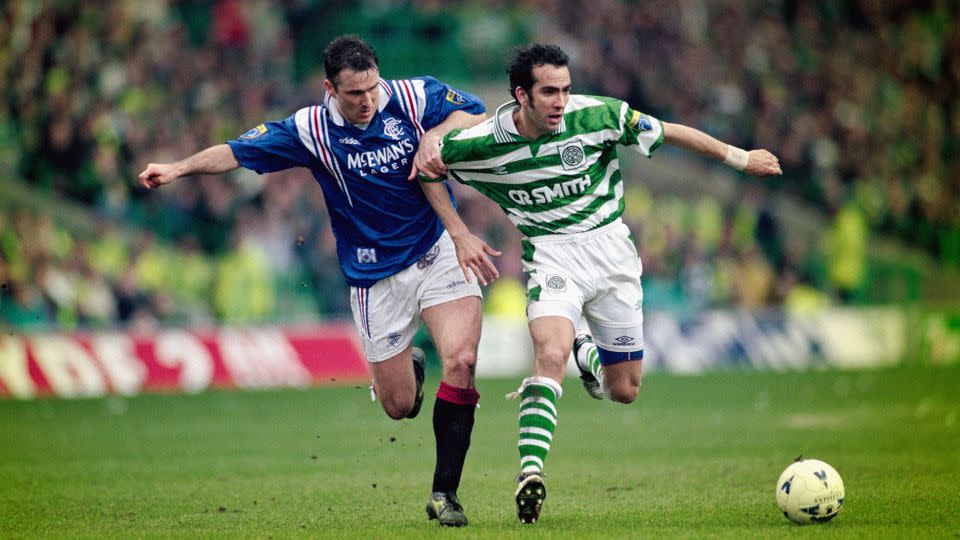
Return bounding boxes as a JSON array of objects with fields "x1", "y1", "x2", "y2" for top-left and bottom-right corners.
[
  {"x1": 421, "y1": 295, "x2": 482, "y2": 527},
  {"x1": 573, "y1": 334, "x2": 642, "y2": 403},
  {"x1": 367, "y1": 347, "x2": 419, "y2": 420},
  {"x1": 602, "y1": 359, "x2": 642, "y2": 404},
  {"x1": 513, "y1": 316, "x2": 574, "y2": 524},
  {"x1": 422, "y1": 296, "x2": 481, "y2": 388},
  {"x1": 529, "y1": 316, "x2": 574, "y2": 382}
]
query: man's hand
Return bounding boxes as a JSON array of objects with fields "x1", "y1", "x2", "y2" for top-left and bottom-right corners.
[
  {"x1": 408, "y1": 131, "x2": 446, "y2": 181},
  {"x1": 451, "y1": 232, "x2": 502, "y2": 286},
  {"x1": 745, "y1": 150, "x2": 783, "y2": 177},
  {"x1": 139, "y1": 163, "x2": 181, "y2": 189}
]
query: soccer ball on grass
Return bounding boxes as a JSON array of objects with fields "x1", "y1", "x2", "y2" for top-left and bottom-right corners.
[{"x1": 776, "y1": 457, "x2": 845, "y2": 524}]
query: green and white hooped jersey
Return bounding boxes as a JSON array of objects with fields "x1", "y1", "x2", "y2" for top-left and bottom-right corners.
[{"x1": 434, "y1": 95, "x2": 664, "y2": 238}]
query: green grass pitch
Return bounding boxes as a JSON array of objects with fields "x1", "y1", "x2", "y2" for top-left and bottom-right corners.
[{"x1": 2, "y1": 366, "x2": 958, "y2": 538}]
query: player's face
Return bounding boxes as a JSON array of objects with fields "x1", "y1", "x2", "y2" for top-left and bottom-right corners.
[
  {"x1": 518, "y1": 64, "x2": 571, "y2": 137},
  {"x1": 326, "y1": 68, "x2": 380, "y2": 125}
]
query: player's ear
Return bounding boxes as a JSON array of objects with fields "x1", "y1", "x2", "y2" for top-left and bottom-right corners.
[
  {"x1": 323, "y1": 78, "x2": 336, "y2": 97},
  {"x1": 514, "y1": 87, "x2": 527, "y2": 107}
]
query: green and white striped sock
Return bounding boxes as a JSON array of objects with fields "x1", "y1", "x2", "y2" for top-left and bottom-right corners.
[
  {"x1": 578, "y1": 342, "x2": 606, "y2": 394},
  {"x1": 517, "y1": 376, "x2": 563, "y2": 474}
]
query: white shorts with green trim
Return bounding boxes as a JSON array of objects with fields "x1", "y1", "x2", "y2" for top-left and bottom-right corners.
[{"x1": 523, "y1": 219, "x2": 645, "y2": 353}]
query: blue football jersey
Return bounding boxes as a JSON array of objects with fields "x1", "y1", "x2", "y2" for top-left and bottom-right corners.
[{"x1": 227, "y1": 77, "x2": 484, "y2": 287}]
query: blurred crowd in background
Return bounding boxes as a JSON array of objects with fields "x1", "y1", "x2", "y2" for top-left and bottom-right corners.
[
  {"x1": 550, "y1": 0, "x2": 960, "y2": 262},
  {"x1": 1, "y1": 0, "x2": 957, "y2": 331}
]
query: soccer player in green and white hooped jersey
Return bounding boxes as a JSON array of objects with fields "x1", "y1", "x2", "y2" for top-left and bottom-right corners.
[{"x1": 419, "y1": 44, "x2": 783, "y2": 524}]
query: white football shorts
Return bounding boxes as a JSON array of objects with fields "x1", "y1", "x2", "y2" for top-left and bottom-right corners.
[
  {"x1": 523, "y1": 219, "x2": 645, "y2": 353},
  {"x1": 350, "y1": 231, "x2": 482, "y2": 362}
]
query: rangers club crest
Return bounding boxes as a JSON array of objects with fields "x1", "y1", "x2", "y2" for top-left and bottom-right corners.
[
  {"x1": 417, "y1": 245, "x2": 440, "y2": 269},
  {"x1": 383, "y1": 116, "x2": 404, "y2": 140}
]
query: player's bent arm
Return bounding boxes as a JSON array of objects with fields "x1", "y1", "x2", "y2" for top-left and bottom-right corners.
[
  {"x1": 428, "y1": 110, "x2": 487, "y2": 139},
  {"x1": 139, "y1": 144, "x2": 240, "y2": 189},
  {"x1": 419, "y1": 179, "x2": 501, "y2": 285},
  {"x1": 410, "y1": 111, "x2": 487, "y2": 180},
  {"x1": 660, "y1": 121, "x2": 783, "y2": 178}
]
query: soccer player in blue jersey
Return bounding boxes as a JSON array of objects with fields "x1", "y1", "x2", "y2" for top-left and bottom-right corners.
[{"x1": 139, "y1": 35, "x2": 499, "y2": 527}]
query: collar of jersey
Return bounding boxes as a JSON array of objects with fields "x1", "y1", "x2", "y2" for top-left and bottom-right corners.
[
  {"x1": 493, "y1": 100, "x2": 566, "y2": 143},
  {"x1": 322, "y1": 78, "x2": 392, "y2": 128}
]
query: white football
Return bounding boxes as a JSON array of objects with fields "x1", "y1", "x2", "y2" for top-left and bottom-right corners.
[{"x1": 776, "y1": 458, "x2": 845, "y2": 524}]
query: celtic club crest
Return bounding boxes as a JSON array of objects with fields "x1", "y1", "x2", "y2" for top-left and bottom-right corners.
[
  {"x1": 562, "y1": 146, "x2": 583, "y2": 166},
  {"x1": 558, "y1": 140, "x2": 586, "y2": 170},
  {"x1": 546, "y1": 275, "x2": 566, "y2": 291}
]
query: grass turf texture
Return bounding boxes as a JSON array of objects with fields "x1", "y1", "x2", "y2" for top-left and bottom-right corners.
[{"x1": 1, "y1": 366, "x2": 958, "y2": 539}]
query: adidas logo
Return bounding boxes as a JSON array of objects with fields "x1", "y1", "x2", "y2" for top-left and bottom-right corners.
[{"x1": 339, "y1": 137, "x2": 361, "y2": 145}]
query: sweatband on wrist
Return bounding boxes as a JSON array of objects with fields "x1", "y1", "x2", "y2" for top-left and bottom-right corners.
[{"x1": 723, "y1": 145, "x2": 749, "y2": 171}]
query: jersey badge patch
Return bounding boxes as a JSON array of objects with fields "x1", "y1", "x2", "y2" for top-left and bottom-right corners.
[
  {"x1": 445, "y1": 88, "x2": 466, "y2": 105},
  {"x1": 240, "y1": 124, "x2": 268, "y2": 139},
  {"x1": 627, "y1": 110, "x2": 653, "y2": 132},
  {"x1": 558, "y1": 139, "x2": 586, "y2": 171},
  {"x1": 546, "y1": 274, "x2": 567, "y2": 292},
  {"x1": 357, "y1": 248, "x2": 378, "y2": 264},
  {"x1": 383, "y1": 116, "x2": 405, "y2": 141},
  {"x1": 417, "y1": 245, "x2": 440, "y2": 269}
]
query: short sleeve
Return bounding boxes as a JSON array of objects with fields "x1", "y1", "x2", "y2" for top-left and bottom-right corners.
[
  {"x1": 226, "y1": 115, "x2": 315, "y2": 174},
  {"x1": 417, "y1": 76, "x2": 485, "y2": 131},
  {"x1": 619, "y1": 102, "x2": 665, "y2": 157}
]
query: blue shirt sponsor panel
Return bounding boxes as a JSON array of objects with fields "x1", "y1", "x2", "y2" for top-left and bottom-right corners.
[{"x1": 227, "y1": 77, "x2": 484, "y2": 287}]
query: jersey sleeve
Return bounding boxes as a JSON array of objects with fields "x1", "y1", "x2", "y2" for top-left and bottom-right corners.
[
  {"x1": 416, "y1": 76, "x2": 485, "y2": 132},
  {"x1": 616, "y1": 100, "x2": 665, "y2": 158},
  {"x1": 226, "y1": 114, "x2": 315, "y2": 174},
  {"x1": 423, "y1": 129, "x2": 469, "y2": 184}
]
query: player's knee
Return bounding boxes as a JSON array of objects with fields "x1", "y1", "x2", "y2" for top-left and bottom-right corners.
[
  {"x1": 441, "y1": 346, "x2": 477, "y2": 384},
  {"x1": 381, "y1": 395, "x2": 415, "y2": 420},
  {"x1": 538, "y1": 343, "x2": 571, "y2": 372},
  {"x1": 608, "y1": 381, "x2": 640, "y2": 404}
]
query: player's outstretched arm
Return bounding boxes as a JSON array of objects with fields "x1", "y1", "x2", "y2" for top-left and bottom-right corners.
[
  {"x1": 139, "y1": 144, "x2": 241, "y2": 189},
  {"x1": 419, "y1": 179, "x2": 501, "y2": 285},
  {"x1": 661, "y1": 121, "x2": 782, "y2": 177},
  {"x1": 409, "y1": 111, "x2": 487, "y2": 181}
]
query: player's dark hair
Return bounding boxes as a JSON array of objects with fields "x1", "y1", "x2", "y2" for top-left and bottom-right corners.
[
  {"x1": 506, "y1": 43, "x2": 569, "y2": 100},
  {"x1": 324, "y1": 35, "x2": 379, "y2": 87}
]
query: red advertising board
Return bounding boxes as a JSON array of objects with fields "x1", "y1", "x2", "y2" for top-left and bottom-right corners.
[{"x1": 0, "y1": 324, "x2": 369, "y2": 399}]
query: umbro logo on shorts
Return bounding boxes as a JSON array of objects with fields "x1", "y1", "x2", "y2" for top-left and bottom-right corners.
[{"x1": 613, "y1": 335, "x2": 635, "y2": 346}]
